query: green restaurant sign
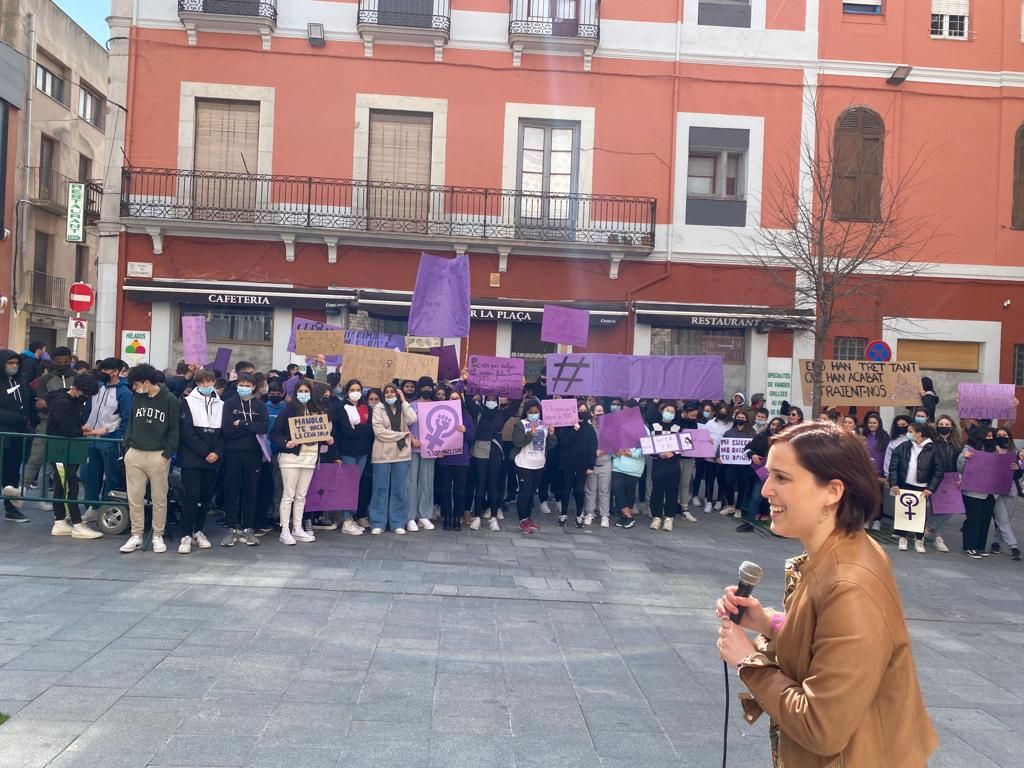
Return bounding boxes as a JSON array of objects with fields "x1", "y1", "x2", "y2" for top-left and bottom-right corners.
[{"x1": 66, "y1": 182, "x2": 85, "y2": 243}]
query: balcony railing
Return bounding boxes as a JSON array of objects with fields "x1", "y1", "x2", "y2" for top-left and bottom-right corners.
[
  {"x1": 509, "y1": 0, "x2": 601, "y2": 41},
  {"x1": 32, "y1": 272, "x2": 66, "y2": 310},
  {"x1": 357, "y1": 0, "x2": 451, "y2": 33},
  {"x1": 177, "y1": 0, "x2": 277, "y2": 23},
  {"x1": 120, "y1": 167, "x2": 656, "y2": 249},
  {"x1": 84, "y1": 179, "x2": 102, "y2": 225},
  {"x1": 29, "y1": 167, "x2": 76, "y2": 212}
]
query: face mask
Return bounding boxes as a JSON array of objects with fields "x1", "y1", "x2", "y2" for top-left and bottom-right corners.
[
  {"x1": 735, "y1": 420, "x2": 747, "y2": 428},
  {"x1": 578, "y1": 412, "x2": 590, "y2": 422},
  {"x1": 984, "y1": 438, "x2": 996, "y2": 449},
  {"x1": 610, "y1": 404, "x2": 622, "y2": 412},
  {"x1": 662, "y1": 411, "x2": 676, "y2": 423},
  {"x1": 134, "y1": 385, "x2": 147, "y2": 395},
  {"x1": 527, "y1": 412, "x2": 541, "y2": 422},
  {"x1": 268, "y1": 394, "x2": 283, "y2": 404},
  {"x1": 420, "y1": 389, "x2": 433, "y2": 399},
  {"x1": 893, "y1": 425, "x2": 908, "y2": 437},
  {"x1": 385, "y1": 396, "x2": 398, "y2": 406},
  {"x1": 997, "y1": 436, "x2": 1011, "y2": 448},
  {"x1": 297, "y1": 392, "x2": 311, "y2": 404},
  {"x1": 914, "y1": 416, "x2": 927, "y2": 425},
  {"x1": 5, "y1": 365, "x2": 17, "y2": 377},
  {"x1": 755, "y1": 419, "x2": 766, "y2": 428},
  {"x1": 198, "y1": 385, "x2": 215, "y2": 396},
  {"x1": 348, "y1": 391, "x2": 362, "y2": 402},
  {"x1": 717, "y1": 413, "x2": 729, "y2": 421},
  {"x1": 236, "y1": 386, "x2": 253, "y2": 398},
  {"x1": 937, "y1": 425, "x2": 952, "y2": 436},
  {"x1": 702, "y1": 410, "x2": 712, "y2": 418},
  {"x1": 485, "y1": 400, "x2": 498, "y2": 410}
]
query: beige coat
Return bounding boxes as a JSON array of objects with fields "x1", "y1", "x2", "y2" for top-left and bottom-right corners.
[
  {"x1": 738, "y1": 530, "x2": 937, "y2": 767},
  {"x1": 370, "y1": 401, "x2": 417, "y2": 464}
]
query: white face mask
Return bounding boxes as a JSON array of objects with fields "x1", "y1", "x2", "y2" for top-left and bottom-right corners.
[{"x1": 348, "y1": 391, "x2": 361, "y2": 402}]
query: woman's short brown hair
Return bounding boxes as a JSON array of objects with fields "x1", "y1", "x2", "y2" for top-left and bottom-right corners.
[{"x1": 770, "y1": 421, "x2": 881, "y2": 534}]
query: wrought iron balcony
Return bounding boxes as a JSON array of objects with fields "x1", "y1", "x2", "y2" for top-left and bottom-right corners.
[
  {"x1": 31, "y1": 272, "x2": 66, "y2": 310},
  {"x1": 120, "y1": 167, "x2": 656, "y2": 250},
  {"x1": 509, "y1": 0, "x2": 600, "y2": 69},
  {"x1": 177, "y1": 0, "x2": 276, "y2": 49},
  {"x1": 356, "y1": 0, "x2": 451, "y2": 60},
  {"x1": 28, "y1": 167, "x2": 75, "y2": 214}
]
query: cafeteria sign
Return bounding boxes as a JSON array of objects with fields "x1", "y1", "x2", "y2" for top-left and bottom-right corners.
[{"x1": 66, "y1": 182, "x2": 85, "y2": 243}]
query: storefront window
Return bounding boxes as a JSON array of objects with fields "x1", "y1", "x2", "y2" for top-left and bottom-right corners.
[
  {"x1": 176, "y1": 305, "x2": 272, "y2": 344},
  {"x1": 651, "y1": 327, "x2": 747, "y2": 399},
  {"x1": 511, "y1": 323, "x2": 555, "y2": 381}
]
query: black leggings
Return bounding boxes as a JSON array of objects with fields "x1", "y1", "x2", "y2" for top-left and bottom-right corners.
[
  {"x1": 474, "y1": 446, "x2": 504, "y2": 516},
  {"x1": 721, "y1": 465, "x2": 753, "y2": 510},
  {"x1": 53, "y1": 462, "x2": 82, "y2": 524},
  {"x1": 650, "y1": 459, "x2": 680, "y2": 518},
  {"x1": 961, "y1": 494, "x2": 994, "y2": 551},
  {"x1": 611, "y1": 472, "x2": 637, "y2": 513},
  {"x1": 694, "y1": 459, "x2": 718, "y2": 501},
  {"x1": 181, "y1": 466, "x2": 219, "y2": 535},
  {"x1": 437, "y1": 463, "x2": 469, "y2": 527},
  {"x1": 516, "y1": 466, "x2": 543, "y2": 521},
  {"x1": 559, "y1": 468, "x2": 587, "y2": 517}
]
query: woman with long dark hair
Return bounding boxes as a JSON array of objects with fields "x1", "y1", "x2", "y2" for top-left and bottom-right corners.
[
  {"x1": 990, "y1": 424, "x2": 1022, "y2": 560},
  {"x1": 859, "y1": 410, "x2": 889, "y2": 531},
  {"x1": 369, "y1": 384, "x2": 417, "y2": 535},
  {"x1": 958, "y1": 425, "x2": 997, "y2": 559}
]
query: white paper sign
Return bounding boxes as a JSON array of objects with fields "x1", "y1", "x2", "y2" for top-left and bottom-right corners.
[
  {"x1": 719, "y1": 437, "x2": 752, "y2": 465},
  {"x1": 893, "y1": 489, "x2": 927, "y2": 534},
  {"x1": 653, "y1": 433, "x2": 681, "y2": 453},
  {"x1": 679, "y1": 432, "x2": 694, "y2": 452},
  {"x1": 66, "y1": 317, "x2": 87, "y2": 339},
  {"x1": 639, "y1": 437, "x2": 656, "y2": 455}
]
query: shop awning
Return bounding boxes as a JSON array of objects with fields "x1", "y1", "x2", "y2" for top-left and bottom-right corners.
[
  {"x1": 123, "y1": 279, "x2": 358, "y2": 310},
  {"x1": 633, "y1": 302, "x2": 813, "y2": 330}
]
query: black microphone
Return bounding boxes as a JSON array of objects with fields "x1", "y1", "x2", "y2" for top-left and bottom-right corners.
[{"x1": 733, "y1": 561, "x2": 763, "y2": 624}]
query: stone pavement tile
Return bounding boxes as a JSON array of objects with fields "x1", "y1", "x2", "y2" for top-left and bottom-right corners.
[
  {"x1": 58, "y1": 648, "x2": 168, "y2": 689},
  {"x1": 338, "y1": 736, "x2": 430, "y2": 768},
  {"x1": 930, "y1": 706, "x2": 1012, "y2": 731},
  {"x1": 47, "y1": 748, "x2": 155, "y2": 768},
  {"x1": 152, "y1": 732, "x2": 256, "y2": 767},
  {"x1": 257, "y1": 702, "x2": 354, "y2": 747},
  {"x1": 181, "y1": 628, "x2": 256, "y2": 648},
  {"x1": 127, "y1": 655, "x2": 220, "y2": 699},
  {"x1": 0, "y1": 621, "x2": 61, "y2": 645},
  {"x1": 208, "y1": 653, "x2": 302, "y2": 695},
  {"x1": 430, "y1": 712, "x2": 512, "y2": 735},
  {"x1": 0, "y1": 669, "x2": 66, "y2": 700},
  {"x1": 0, "y1": 698, "x2": 29, "y2": 716},
  {"x1": 427, "y1": 733, "x2": 515, "y2": 768},
  {"x1": 2, "y1": 643, "x2": 104, "y2": 673},
  {"x1": 244, "y1": 745, "x2": 344, "y2": 768},
  {"x1": 591, "y1": 729, "x2": 678, "y2": 761},
  {"x1": 175, "y1": 695, "x2": 277, "y2": 735},
  {"x1": 0, "y1": 644, "x2": 28, "y2": 665},
  {"x1": 276, "y1": 591, "x2": 339, "y2": 616},
  {"x1": 15, "y1": 685, "x2": 125, "y2": 722},
  {"x1": 61, "y1": 612, "x2": 145, "y2": 642},
  {"x1": 0, "y1": 718, "x2": 89, "y2": 768},
  {"x1": 928, "y1": 733, "x2": 1004, "y2": 768},
  {"x1": 65, "y1": 696, "x2": 196, "y2": 753},
  {"x1": 511, "y1": 734, "x2": 598, "y2": 768},
  {"x1": 951, "y1": 729, "x2": 1024, "y2": 768},
  {"x1": 282, "y1": 667, "x2": 365, "y2": 705}
]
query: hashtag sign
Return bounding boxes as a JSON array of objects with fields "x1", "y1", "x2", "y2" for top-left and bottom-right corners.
[{"x1": 548, "y1": 355, "x2": 591, "y2": 395}]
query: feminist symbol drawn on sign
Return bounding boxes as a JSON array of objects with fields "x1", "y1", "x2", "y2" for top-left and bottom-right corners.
[
  {"x1": 549, "y1": 355, "x2": 591, "y2": 394},
  {"x1": 424, "y1": 403, "x2": 459, "y2": 451},
  {"x1": 899, "y1": 492, "x2": 921, "y2": 520}
]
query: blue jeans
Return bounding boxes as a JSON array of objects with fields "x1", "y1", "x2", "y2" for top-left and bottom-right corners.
[
  {"x1": 83, "y1": 443, "x2": 124, "y2": 505},
  {"x1": 369, "y1": 460, "x2": 409, "y2": 530},
  {"x1": 339, "y1": 454, "x2": 368, "y2": 520},
  {"x1": 407, "y1": 452, "x2": 435, "y2": 522},
  {"x1": 743, "y1": 477, "x2": 765, "y2": 522}
]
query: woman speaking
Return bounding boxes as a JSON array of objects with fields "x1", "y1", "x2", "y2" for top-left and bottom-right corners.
[{"x1": 715, "y1": 421, "x2": 936, "y2": 767}]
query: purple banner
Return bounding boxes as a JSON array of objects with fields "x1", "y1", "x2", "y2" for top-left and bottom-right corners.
[
  {"x1": 304, "y1": 463, "x2": 362, "y2": 512},
  {"x1": 544, "y1": 353, "x2": 723, "y2": 400},
  {"x1": 409, "y1": 253, "x2": 471, "y2": 338},
  {"x1": 960, "y1": 450, "x2": 1018, "y2": 496},
  {"x1": 429, "y1": 346, "x2": 461, "y2": 382},
  {"x1": 541, "y1": 305, "x2": 589, "y2": 348},
  {"x1": 209, "y1": 347, "x2": 232, "y2": 376},
  {"x1": 345, "y1": 330, "x2": 406, "y2": 352},
  {"x1": 931, "y1": 472, "x2": 965, "y2": 516},
  {"x1": 957, "y1": 383, "x2": 1017, "y2": 421},
  {"x1": 181, "y1": 315, "x2": 207, "y2": 366},
  {"x1": 466, "y1": 355, "x2": 524, "y2": 398},
  {"x1": 541, "y1": 398, "x2": 579, "y2": 428},
  {"x1": 417, "y1": 400, "x2": 465, "y2": 459},
  {"x1": 597, "y1": 407, "x2": 648, "y2": 453},
  {"x1": 681, "y1": 429, "x2": 716, "y2": 458}
]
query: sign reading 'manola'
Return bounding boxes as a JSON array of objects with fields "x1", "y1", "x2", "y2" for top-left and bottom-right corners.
[{"x1": 66, "y1": 182, "x2": 85, "y2": 244}]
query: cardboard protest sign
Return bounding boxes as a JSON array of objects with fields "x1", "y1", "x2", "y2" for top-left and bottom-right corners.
[
  {"x1": 680, "y1": 429, "x2": 715, "y2": 458},
  {"x1": 288, "y1": 317, "x2": 343, "y2": 364},
  {"x1": 296, "y1": 330, "x2": 346, "y2": 357},
  {"x1": 541, "y1": 399, "x2": 578, "y2": 428},
  {"x1": 960, "y1": 450, "x2": 1017, "y2": 496},
  {"x1": 466, "y1": 355, "x2": 524, "y2": 398},
  {"x1": 181, "y1": 315, "x2": 207, "y2": 365},
  {"x1": 893, "y1": 489, "x2": 927, "y2": 534},
  {"x1": 429, "y1": 346, "x2": 461, "y2": 382},
  {"x1": 544, "y1": 354, "x2": 723, "y2": 400},
  {"x1": 719, "y1": 437, "x2": 752, "y2": 465},
  {"x1": 409, "y1": 253, "x2": 471, "y2": 338},
  {"x1": 957, "y1": 383, "x2": 1016, "y2": 421},
  {"x1": 417, "y1": 400, "x2": 464, "y2": 459},
  {"x1": 541, "y1": 305, "x2": 589, "y2": 348},
  {"x1": 340, "y1": 344, "x2": 397, "y2": 386},
  {"x1": 798, "y1": 360, "x2": 921, "y2": 406},
  {"x1": 304, "y1": 463, "x2": 361, "y2": 512},
  {"x1": 596, "y1": 407, "x2": 647, "y2": 453},
  {"x1": 931, "y1": 472, "x2": 965, "y2": 516},
  {"x1": 288, "y1": 413, "x2": 331, "y2": 445},
  {"x1": 394, "y1": 350, "x2": 439, "y2": 383}
]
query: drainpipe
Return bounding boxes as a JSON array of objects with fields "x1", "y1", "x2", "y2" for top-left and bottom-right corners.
[{"x1": 14, "y1": 12, "x2": 36, "y2": 321}]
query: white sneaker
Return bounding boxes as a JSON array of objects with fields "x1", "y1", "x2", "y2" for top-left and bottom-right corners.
[
  {"x1": 483, "y1": 510, "x2": 492, "y2": 519},
  {"x1": 469, "y1": 517, "x2": 480, "y2": 530},
  {"x1": 650, "y1": 517, "x2": 662, "y2": 530},
  {"x1": 50, "y1": 519, "x2": 73, "y2": 536},
  {"x1": 870, "y1": 520, "x2": 881, "y2": 531},
  {"x1": 178, "y1": 536, "x2": 192, "y2": 554},
  {"x1": 406, "y1": 519, "x2": 419, "y2": 532},
  {"x1": 734, "y1": 509, "x2": 743, "y2": 519},
  {"x1": 539, "y1": 501, "x2": 552, "y2": 515},
  {"x1": 394, "y1": 527, "x2": 406, "y2": 535},
  {"x1": 496, "y1": 510, "x2": 505, "y2": 520},
  {"x1": 720, "y1": 506, "x2": 734, "y2": 517},
  {"x1": 2, "y1": 485, "x2": 22, "y2": 509},
  {"x1": 914, "y1": 539, "x2": 926, "y2": 554},
  {"x1": 703, "y1": 502, "x2": 712, "y2": 514},
  {"x1": 682, "y1": 510, "x2": 697, "y2": 523},
  {"x1": 489, "y1": 518, "x2": 500, "y2": 532},
  {"x1": 152, "y1": 535, "x2": 167, "y2": 554},
  {"x1": 600, "y1": 517, "x2": 609, "y2": 528},
  {"x1": 898, "y1": 537, "x2": 908, "y2": 552},
  {"x1": 341, "y1": 520, "x2": 364, "y2": 536},
  {"x1": 713, "y1": 501, "x2": 723, "y2": 512},
  {"x1": 583, "y1": 514, "x2": 593, "y2": 526},
  {"x1": 371, "y1": 528, "x2": 383, "y2": 535},
  {"x1": 293, "y1": 527, "x2": 314, "y2": 543},
  {"x1": 194, "y1": 531, "x2": 212, "y2": 549},
  {"x1": 418, "y1": 518, "x2": 434, "y2": 531},
  {"x1": 662, "y1": 517, "x2": 674, "y2": 532},
  {"x1": 82, "y1": 508, "x2": 99, "y2": 523},
  {"x1": 934, "y1": 536, "x2": 949, "y2": 553},
  {"x1": 279, "y1": 530, "x2": 296, "y2": 545},
  {"x1": 119, "y1": 535, "x2": 143, "y2": 553},
  {"x1": 71, "y1": 523, "x2": 102, "y2": 540}
]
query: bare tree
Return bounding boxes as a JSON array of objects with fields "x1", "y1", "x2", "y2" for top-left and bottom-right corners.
[{"x1": 743, "y1": 103, "x2": 939, "y2": 415}]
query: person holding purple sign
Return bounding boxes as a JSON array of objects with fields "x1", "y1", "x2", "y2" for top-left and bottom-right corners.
[
  {"x1": 512, "y1": 399, "x2": 557, "y2": 535},
  {"x1": 555, "y1": 401, "x2": 598, "y2": 528},
  {"x1": 924, "y1": 414, "x2": 961, "y2": 553},
  {"x1": 989, "y1": 425, "x2": 1022, "y2": 560},
  {"x1": 958, "y1": 425, "x2": 998, "y2": 559},
  {"x1": 889, "y1": 422, "x2": 944, "y2": 553},
  {"x1": 435, "y1": 388, "x2": 475, "y2": 531},
  {"x1": 465, "y1": 392, "x2": 519, "y2": 532},
  {"x1": 369, "y1": 385, "x2": 418, "y2": 535}
]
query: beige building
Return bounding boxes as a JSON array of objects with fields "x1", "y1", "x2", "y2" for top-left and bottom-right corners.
[{"x1": 0, "y1": 0, "x2": 106, "y2": 357}]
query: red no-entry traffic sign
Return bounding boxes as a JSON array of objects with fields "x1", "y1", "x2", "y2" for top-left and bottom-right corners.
[{"x1": 68, "y1": 282, "x2": 95, "y2": 313}]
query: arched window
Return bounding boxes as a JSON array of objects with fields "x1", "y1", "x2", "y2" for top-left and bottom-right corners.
[
  {"x1": 832, "y1": 107, "x2": 884, "y2": 221},
  {"x1": 1012, "y1": 125, "x2": 1024, "y2": 228}
]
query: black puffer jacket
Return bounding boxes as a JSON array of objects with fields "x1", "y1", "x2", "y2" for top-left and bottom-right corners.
[
  {"x1": 888, "y1": 439, "x2": 943, "y2": 492},
  {"x1": 0, "y1": 350, "x2": 32, "y2": 433}
]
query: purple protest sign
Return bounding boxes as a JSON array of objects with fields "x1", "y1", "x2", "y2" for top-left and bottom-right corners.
[
  {"x1": 210, "y1": 347, "x2": 232, "y2": 376},
  {"x1": 754, "y1": 464, "x2": 769, "y2": 482},
  {"x1": 181, "y1": 315, "x2": 207, "y2": 365},
  {"x1": 288, "y1": 317, "x2": 343, "y2": 365},
  {"x1": 681, "y1": 429, "x2": 716, "y2": 458},
  {"x1": 345, "y1": 330, "x2": 406, "y2": 351},
  {"x1": 466, "y1": 355, "x2": 524, "y2": 398},
  {"x1": 931, "y1": 472, "x2": 965, "y2": 515},
  {"x1": 597, "y1": 407, "x2": 647, "y2": 453},
  {"x1": 960, "y1": 450, "x2": 1017, "y2": 496},
  {"x1": 957, "y1": 383, "x2": 1017, "y2": 421},
  {"x1": 541, "y1": 399, "x2": 578, "y2": 428},
  {"x1": 545, "y1": 354, "x2": 723, "y2": 400},
  {"x1": 541, "y1": 305, "x2": 589, "y2": 348},
  {"x1": 409, "y1": 253, "x2": 471, "y2": 338},
  {"x1": 417, "y1": 400, "x2": 465, "y2": 459},
  {"x1": 284, "y1": 375, "x2": 303, "y2": 397},
  {"x1": 304, "y1": 463, "x2": 362, "y2": 513},
  {"x1": 429, "y1": 346, "x2": 461, "y2": 382}
]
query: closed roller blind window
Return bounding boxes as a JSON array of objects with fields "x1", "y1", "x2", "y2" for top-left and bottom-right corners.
[
  {"x1": 1013, "y1": 126, "x2": 1024, "y2": 228},
  {"x1": 368, "y1": 111, "x2": 433, "y2": 231},
  {"x1": 897, "y1": 340, "x2": 979, "y2": 372},
  {"x1": 931, "y1": 0, "x2": 968, "y2": 14},
  {"x1": 193, "y1": 100, "x2": 259, "y2": 220}
]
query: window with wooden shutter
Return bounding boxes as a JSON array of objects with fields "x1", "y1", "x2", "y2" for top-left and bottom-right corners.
[
  {"x1": 930, "y1": 0, "x2": 969, "y2": 38},
  {"x1": 1012, "y1": 125, "x2": 1024, "y2": 229},
  {"x1": 367, "y1": 110, "x2": 433, "y2": 233},
  {"x1": 193, "y1": 99, "x2": 260, "y2": 221},
  {"x1": 832, "y1": 107, "x2": 884, "y2": 222}
]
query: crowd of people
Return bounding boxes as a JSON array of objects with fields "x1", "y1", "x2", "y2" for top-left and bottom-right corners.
[{"x1": 0, "y1": 348, "x2": 1018, "y2": 561}]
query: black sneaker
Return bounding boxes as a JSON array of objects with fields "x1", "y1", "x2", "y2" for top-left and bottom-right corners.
[
  {"x1": 965, "y1": 550, "x2": 982, "y2": 559},
  {"x1": 991, "y1": 543, "x2": 1001, "y2": 555},
  {"x1": 616, "y1": 516, "x2": 636, "y2": 529},
  {"x1": 575, "y1": 515, "x2": 585, "y2": 529},
  {"x1": 558, "y1": 515, "x2": 567, "y2": 527},
  {"x1": 1013, "y1": 547, "x2": 1021, "y2": 561},
  {"x1": 4, "y1": 510, "x2": 28, "y2": 523},
  {"x1": 736, "y1": 522, "x2": 755, "y2": 533}
]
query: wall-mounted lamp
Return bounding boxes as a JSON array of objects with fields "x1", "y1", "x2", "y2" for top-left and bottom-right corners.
[
  {"x1": 308, "y1": 23, "x2": 325, "y2": 48},
  {"x1": 886, "y1": 65, "x2": 913, "y2": 85}
]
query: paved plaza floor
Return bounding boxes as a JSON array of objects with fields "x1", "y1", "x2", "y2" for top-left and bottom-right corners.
[{"x1": 0, "y1": 502, "x2": 1021, "y2": 767}]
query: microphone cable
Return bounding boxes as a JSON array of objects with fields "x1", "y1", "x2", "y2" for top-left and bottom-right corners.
[{"x1": 722, "y1": 659, "x2": 730, "y2": 768}]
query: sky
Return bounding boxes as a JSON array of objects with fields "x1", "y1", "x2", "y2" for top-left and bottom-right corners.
[{"x1": 52, "y1": 0, "x2": 110, "y2": 47}]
